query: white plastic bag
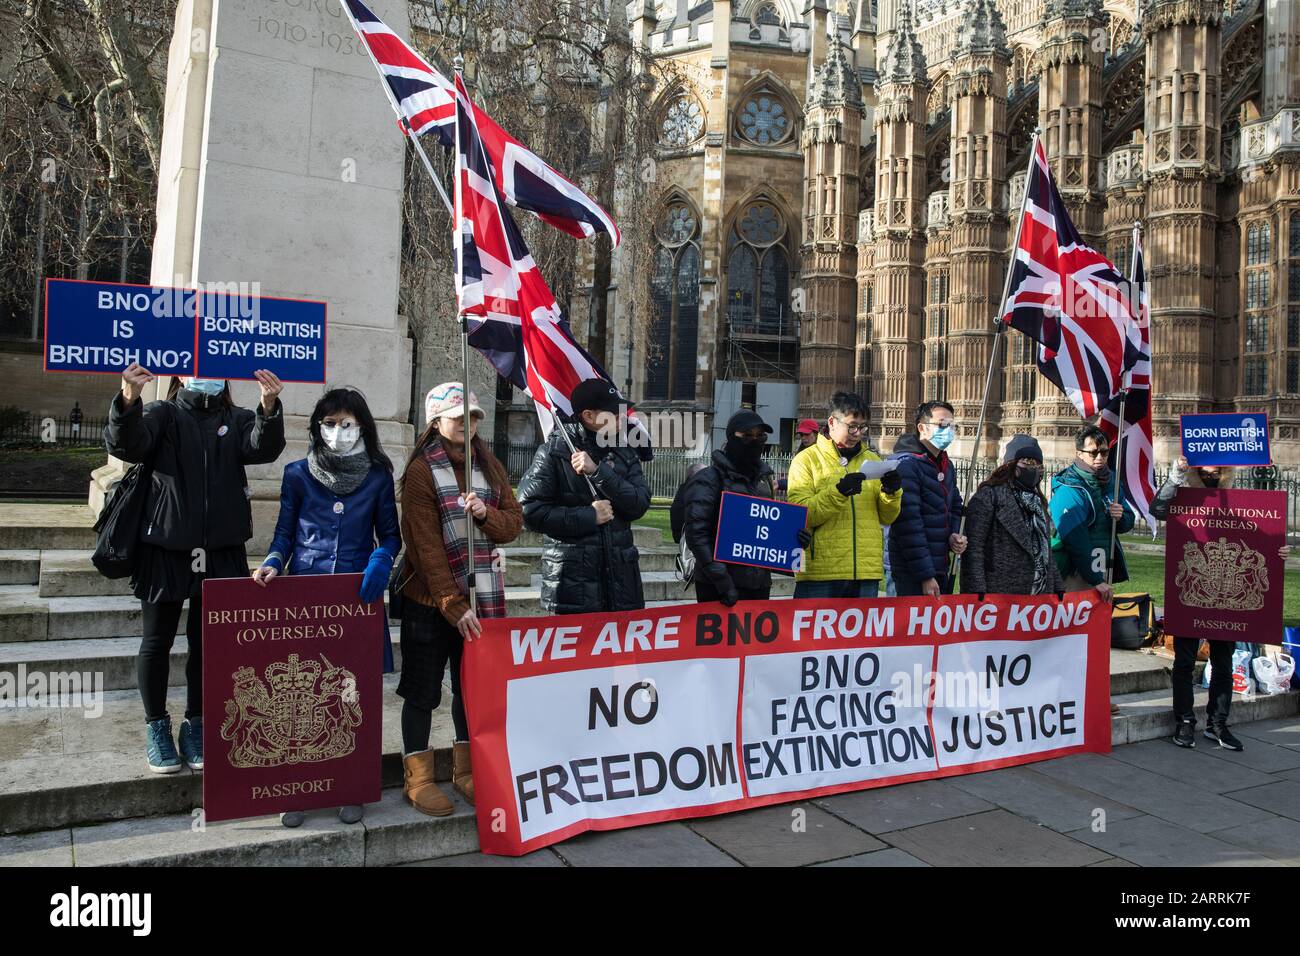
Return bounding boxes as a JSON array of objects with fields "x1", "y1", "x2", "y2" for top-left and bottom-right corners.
[
  {"x1": 1204, "y1": 647, "x2": 1257, "y2": 696},
  {"x1": 1252, "y1": 653, "x2": 1295, "y2": 696}
]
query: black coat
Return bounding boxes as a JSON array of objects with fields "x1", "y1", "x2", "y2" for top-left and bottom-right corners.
[
  {"x1": 682, "y1": 449, "x2": 775, "y2": 596},
  {"x1": 961, "y1": 483, "x2": 1064, "y2": 596},
  {"x1": 888, "y1": 433, "x2": 963, "y2": 582},
  {"x1": 104, "y1": 390, "x2": 286, "y2": 553},
  {"x1": 518, "y1": 424, "x2": 651, "y2": 614}
]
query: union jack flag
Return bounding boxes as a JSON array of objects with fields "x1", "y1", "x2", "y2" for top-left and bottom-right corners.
[
  {"x1": 1099, "y1": 227, "x2": 1157, "y2": 535},
  {"x1": 452, "y1": 72, "x2": 620, "y2": 438},
  {"x1": 1002, "y1": 139, "x2": 1143, "y2": 418},
  {"x1": 342, "y1": 0, "x2": 619, "y2": 246}
]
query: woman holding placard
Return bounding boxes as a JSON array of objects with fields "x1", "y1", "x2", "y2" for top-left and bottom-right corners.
[{"x1": 105, "y1": 364, "x2": 285, "y2": 776}]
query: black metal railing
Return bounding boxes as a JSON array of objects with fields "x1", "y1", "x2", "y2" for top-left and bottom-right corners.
[{"x1": 0, "y1": 414, "x2": 109, "y2": 448}]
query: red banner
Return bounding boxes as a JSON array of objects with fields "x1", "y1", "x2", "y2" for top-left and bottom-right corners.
[
  {"x1": 463, "y1": 593, "x2": 1111, "y2": 856},
  {"x1": 201, "y1": 574, "x2": 383, "y2": 823},
  {"x1": 1163, "y1": 488, "x2": 1287, "y2": 643}
]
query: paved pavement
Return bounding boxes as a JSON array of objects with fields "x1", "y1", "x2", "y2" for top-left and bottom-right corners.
[{"x1": 403, "y1": 715, "x2": 1300, "y2": 867}]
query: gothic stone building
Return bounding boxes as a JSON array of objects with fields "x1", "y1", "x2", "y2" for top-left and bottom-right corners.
[{"x1": 598, "y1": 0, "x2": 1300, "y2": 464}]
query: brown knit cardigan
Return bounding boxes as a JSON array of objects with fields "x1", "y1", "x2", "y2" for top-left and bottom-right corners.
[{"x1": 399, "y1": 434, "x2": 522, "y2": 626}]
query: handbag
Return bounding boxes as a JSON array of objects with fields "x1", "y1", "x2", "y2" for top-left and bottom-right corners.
[
  {"x1": 1110, "y1": 593, "x2": 1152, "y2": 650},
  {"x1": 387, "y1": 553, "x2": 416, "y2": 620},
  {"x1": 91, "y1": 462, "x2": 152, "y2": 579}
]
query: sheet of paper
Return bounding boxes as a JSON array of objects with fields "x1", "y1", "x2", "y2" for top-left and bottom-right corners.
[{"x1": 859, "y1": 459, "x2": 900, "y2": 479}]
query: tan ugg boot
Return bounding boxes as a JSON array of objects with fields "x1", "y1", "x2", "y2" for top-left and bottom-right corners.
[
  {"x1": 403, "y1": 749, "x2": 453, "y2": 817},
  {"x1": 452, "y1": 741, "x2": 474, "y2": 805}
]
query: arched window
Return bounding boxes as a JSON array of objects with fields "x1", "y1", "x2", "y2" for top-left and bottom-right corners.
[
  {"x1": 658, "y1": 92, "x2": 704, "y2": 149},
  {"x1": 734, "y1": 86, "x2": 794, "y2": 147},
  {"x1": 748, "y1": 2, "x2": 789, "y2": 41},
  {"x1": 646, "y1": 201, "x2": 700, "y2": 401},
  {"x1": 726, "y1": 201, "x2": 791, "y2": 335},
  {"x1": 1244, "y1": 220, "x2": 1273, "y2": 396},
  {"x1": 1247, "y1": 222, "x2": 1271, "y2": 265}
]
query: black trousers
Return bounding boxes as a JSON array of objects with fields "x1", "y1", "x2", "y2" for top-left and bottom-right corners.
[
  {"x1": 694, "y1": 579, "x2": 771, "y2": 604},
  {"x1": 397, "y1": 600, "x2": 469, "y2": 750},
  {"x1": 139, "y1": 598, "x2": 204, "y2": 723},
  {"x1": 1173, "y1": 637, "x2": 1235, "y2": 725},
  {"x1": 893, "y1": 573, "x2": 953, "y2": 597}
]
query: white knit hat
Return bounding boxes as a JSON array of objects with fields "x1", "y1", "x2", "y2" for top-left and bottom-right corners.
[{"x1": 424, "y1": 382, "x2": 483, "y2": 426}]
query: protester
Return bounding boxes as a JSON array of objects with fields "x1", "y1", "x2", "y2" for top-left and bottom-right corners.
[
  {"x1": 961, "y1": 435, "x2": 1063, "y2": 596},
  {"x1": 787, "y1": 392, "x2": 902, "y2": 598},
  {"x1": 1049, "y1": 425, "x2": 1132, "y2": 600},
  {"x1": 518, "y1": 379, "x2": 651, "y2": 614},
  {"x1": 681, "y1": 409, "x2": 777, "y2": 605},
  {"x1": 888, "y1": 401, "x2": 966, "y2": 596},
  {"x1": 793, "y1": 419, "x2": 820, "y2": 456},
  {"x1": 252, "y1": 387, "x2": 401, "y2": 827},
  {"x1": 105, "y1": 365, "x2": 285, "y2": 774},
  {"x1": 1148, "y1": 456, "x2": 1289, "y2": 751},
  {"x1": 396, "y1": 383, "x2": 521, "y2": 814}
]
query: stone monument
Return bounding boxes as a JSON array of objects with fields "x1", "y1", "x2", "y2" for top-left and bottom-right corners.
[{"x1": 90, "y1": 0, "x2": 415, "y2": 551}]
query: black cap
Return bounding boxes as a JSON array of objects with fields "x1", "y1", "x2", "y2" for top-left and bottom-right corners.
[
  {"x1": 726, "y1": 409, "x2": 773, "y2": 435},
  {"x1": 1003, "y1": 434, "x2": 1044, "y2": 465},
  {"x1": 570, "y1": 378, "x2": 622, "y2": 416}
]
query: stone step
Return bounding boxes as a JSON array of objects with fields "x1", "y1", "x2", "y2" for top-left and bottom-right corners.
[
  {"x1": 0, "y1": 505, "x2": 98, "y2": 552},
  {"x1": 0, "y1": 786, "x2": 479, "y2": 867},
  {"x1": 513, "y1": 525, "x2": 665, "y2": 550},
  {"x1": 1111, "y1": 687, "x2": 1300, "y2": 747},
  {"x1": 34, "y1": 551, "x2": 267, "y2": 599},
  {"x1": 501, "y1": 547, "x2": 677, "y2": 588},
  {"x1": 0, "y1": 550, "x2": 40, "y2": 586},
  {"x1": 0, "y1": 677, "x2": 455, "y2": 836}
]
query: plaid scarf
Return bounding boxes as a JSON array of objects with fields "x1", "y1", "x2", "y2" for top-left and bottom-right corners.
[
  {"x1": 423, "y1": 439, "x2": 506, "y2": 619},
  {"x1": 1013, "y1": 487, "x2": 1052, "y2": 595}
]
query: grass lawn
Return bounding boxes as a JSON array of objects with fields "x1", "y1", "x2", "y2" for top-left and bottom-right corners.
[
  {"x1": 0, "y1": 445, "x2": 105, "y2": 497},
  {"x1": 636, "y1": 506, "x2": 672, "y2": 543}
]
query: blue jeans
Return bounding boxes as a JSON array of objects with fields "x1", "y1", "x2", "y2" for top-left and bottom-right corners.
[{"x1": 793, "y1": 579, "x2": 881, "y2": 600}]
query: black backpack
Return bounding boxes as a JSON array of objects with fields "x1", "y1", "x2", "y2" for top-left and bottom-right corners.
[{"x1": 92, "y1": 463, "x2": 152, "y2": 579}]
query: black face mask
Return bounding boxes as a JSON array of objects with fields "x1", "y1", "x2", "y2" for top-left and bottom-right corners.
[
  {"x1": 1200, "y1": 473, "x2": 1220, "y2": 488},
  {"x1": 1015, "y1": 467, "x2": 1041, "y2": 491},
  {"x1": 725, "y1": 436, "x2": 766, "y2": 472}
]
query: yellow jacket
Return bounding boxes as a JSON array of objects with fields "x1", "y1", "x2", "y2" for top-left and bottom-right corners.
[{"x1": 787, "y1": 434, "x2": 902, "y2": 581}]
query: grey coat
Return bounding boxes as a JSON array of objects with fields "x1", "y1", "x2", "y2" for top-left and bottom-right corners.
[{"x1": 961, "y1": 483, "x2": 1064, "y2": 596}]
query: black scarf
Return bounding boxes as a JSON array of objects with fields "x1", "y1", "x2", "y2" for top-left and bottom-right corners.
[{"x1": 724, "y1": 437, "x2": 765, "y2": 476}]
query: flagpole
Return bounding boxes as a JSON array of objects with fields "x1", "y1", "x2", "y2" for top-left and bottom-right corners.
[
  {"x1": 452, "y1": 54, "x2": 477, "y2": 617},
  {"x1": 952, "y1": 127, "x2": 1042, "y2": 584},
  {"x1": 340, "y1": 1, "x2": 453, "y2": 214},
  {"x1": 1106, "y1": 220, "x2": 1142, "y2": 584}
]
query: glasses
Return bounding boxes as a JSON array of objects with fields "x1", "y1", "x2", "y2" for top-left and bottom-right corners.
[
  {"x1": 1079, "y1": 447, "x2": 1108, "y2": 459},
  {"x1": 834, "y1": 419, "x2": 868, "y2": 434}
]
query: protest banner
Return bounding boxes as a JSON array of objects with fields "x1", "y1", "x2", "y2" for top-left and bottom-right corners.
[
  {"x1": 463, "y1": 593, "x2": 1111, "y2": 856},
  {"x1": 44, "y1": 278, "x2": 198, "y2": 376},
  {"x1": 1181, "y1": 413, "x2": 1271, "y2": 467},
  {"x1": 713, "y1": 491, "x2": 808, "y2": 573},
  {"x1": 201, "y1": 574, "x2": 382, "y2": 823},
  {"x1": 44, "y1": 278, "x2": 327, "y2": 382},
  {"x1": 1163, "y1": 488, "x2": 1287, "y2": 643}
]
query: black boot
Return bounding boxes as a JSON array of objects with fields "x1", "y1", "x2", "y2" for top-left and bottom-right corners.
[
  {"x1": 1172, "y1": 716, "x2": 1196, "y2": 748},
  {"x1": 1205, "y1": 722, "x2": 1245, "y2": 751}
]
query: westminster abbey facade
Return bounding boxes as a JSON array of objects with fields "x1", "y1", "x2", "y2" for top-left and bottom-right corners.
[{"x1": 597, "y1": 0, "x2": 1300, "y2": 463}]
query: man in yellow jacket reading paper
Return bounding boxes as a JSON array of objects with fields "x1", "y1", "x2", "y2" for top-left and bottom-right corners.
[{"x1": 787, "y1": 391, "x2": 903, "y2": 599}]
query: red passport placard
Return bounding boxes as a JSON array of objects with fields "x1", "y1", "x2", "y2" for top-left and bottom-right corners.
[{"x1": 201, "y1": 574, "x2": 383, "y2": 823}]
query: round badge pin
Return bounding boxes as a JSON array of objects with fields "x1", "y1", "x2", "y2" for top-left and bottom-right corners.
[
  {"x1": 217, "y1": 425, "x2": 228, "y2": 436},
  {"x1": 333, "y1": 501, "x2": 344, "y2": 514}
]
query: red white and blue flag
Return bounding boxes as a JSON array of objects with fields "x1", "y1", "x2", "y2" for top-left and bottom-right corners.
[
  {"x1": 342, "y1": 0, "x2": 619, "y2": 246},
  {"x1": 1002, "y1": 139, "x2": 1143, "y2": 418},
  {"x1": 1099, "y1": 226, "x2": 1157, "y2": 535},
  {"x1": 451, "y1": 71, "x2": 619, "y2": 437}
]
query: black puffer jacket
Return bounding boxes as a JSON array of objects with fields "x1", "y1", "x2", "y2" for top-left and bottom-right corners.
[
  {"x1": 104, "y1": 389, "x2": 286, "y2": 551},
  {"x1": 682, "y1": 449, "x2": 775, "y2": 596},
  {"x1": 518, "y1": 423, "x2": 651, "y2": 614}
]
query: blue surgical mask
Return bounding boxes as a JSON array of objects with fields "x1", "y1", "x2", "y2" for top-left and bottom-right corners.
[
  {"x1": 929, "y1": 424, "x2": 954, "y2": 451},
  {"x1": 185, "y1": 378, "x2": 225, "y2": 396}
]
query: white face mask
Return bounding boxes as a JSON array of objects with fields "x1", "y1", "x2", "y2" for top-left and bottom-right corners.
[{"x1": 320, "y1": 421, "x2": 361, "y2": 454}]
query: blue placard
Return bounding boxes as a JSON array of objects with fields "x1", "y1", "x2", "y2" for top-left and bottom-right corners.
[
  {"x1": 712, "y1": 491, "x2": 809, "y2": 573},
  {"x1": 1181, "y1": 412, "x2": 1271, "y2": 466},
  {"x1": 196, "y1": 292, "x2": 326, "y2": 383},
  {"x1": 44, "y1": 279, "x2": 198, "y2": 376},
  {"x1": 43, "y1": 279, "x2": 327, "y2": 382}
]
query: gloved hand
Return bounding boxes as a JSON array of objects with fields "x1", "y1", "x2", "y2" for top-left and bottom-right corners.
[
  {"x1": 720, "y1": 587, "x2": 739, "y2": 608},
  {"x1": 796, "y1": 527, "x2": 813, "y2": 549},
  {"x1": 359, "y1": 549, "x2": 394, "y2": 604},
  {"x1": 836, "y1": 472, "x2": 867, "y2": 496},
  {"x1": 879, "y1": 469, "x2": 902, "y2": 494}
]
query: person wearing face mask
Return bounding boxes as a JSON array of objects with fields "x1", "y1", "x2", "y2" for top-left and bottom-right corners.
[
  {"x1": 680, "y1": 409, "x2": 778, "y2": 606},
  {"x1": 519, "y1": 379, "x2": 651, "y2": 614},
  {"x1": 397, "y1": 383, "x2": 522, "y2": 816},
  {"x1": 1148, "y1": 457, "x2": 1288, "y2": 751},
  {"x1": 251, "y1": 387, "x2": 401, "y2": 827},
  {"x1": 888, "y1": 401, "x2": 967, "y2": 597},
  {"x1": 104, "y1": 363, "x2": 285, "y2": 775},
  {"x1": 786, "y1": 392, "x2": 902, "y2": 599},
  {"x1": 1049, "y1": 425, "x2": 1133, "y2": 602},
  {"x1": 961, "y1": 435, "x2": 1063, "y2": 597}
]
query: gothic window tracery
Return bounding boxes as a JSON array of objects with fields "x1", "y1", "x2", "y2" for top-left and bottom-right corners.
[
  {"x1": 646, "y1": 199, "x2": 701, "y2": 401},
  {"x1": 726, "y1": 200, "x2": 793, "y2": 336},
  {"x1": 1244, "y1": 221, "x2": 1273, "y2": 396},
  {"x1": 658, "y1": 92, "x2": 705, "y2": 149},
  {"x1": 736, "y1": 89, "x2": 793, "y2": 146}
]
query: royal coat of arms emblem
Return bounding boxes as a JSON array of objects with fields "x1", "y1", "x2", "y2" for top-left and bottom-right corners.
[
  {"x1": 1174, "y1": 537, "x2": 1268, "y2": 612},
  {"x1": 220, "y1": 654, "x2": 362, "y2": 768}
]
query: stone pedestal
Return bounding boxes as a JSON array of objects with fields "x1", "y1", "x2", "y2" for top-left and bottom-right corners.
[{"x1": 90, "y1": 0, "x2": 414, "y2": 553}]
